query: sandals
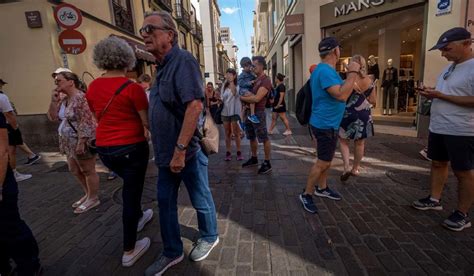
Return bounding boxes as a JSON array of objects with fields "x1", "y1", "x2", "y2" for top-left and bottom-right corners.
[
  {"x1": 340, "y1": 171, "x2": 351, "y2": 182},
  {"x1": 72, "y1": 196, "x2": 87, "y2": 208},
  {"x1": 74, "y1": 199, "x2": 101, "y2": 214}
]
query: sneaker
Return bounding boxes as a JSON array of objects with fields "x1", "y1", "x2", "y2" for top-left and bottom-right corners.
[
  {"x1": 14, "y1": 171, "x2": 32, "y2": 182},
  {"x1": 137, "y1": 209, "x2": 153, "y2": 232},
  {"x1": 412, "y1": 196, "x2": 443, "y2": 211},
  {"x1": 314, "y1": 187, "x2": 342, "y2": 201},
  {"x1": 242, "y1": 156, "x2": 258, "y2": 168},
  {"x1": 419, "y1": 148, "x2": 431, "y2": 161},
  {"x1": 268, "y1": 129, "x2": 274, "y2": 135},
  {"x1": 189, "y1": 237, "x2": 220, "y2": 262},
  {"x1": 122, "y1": 237, "x2": 151, "y2": 267},
  {"x1": 257, "y1": 161, "x2": 272, "y2": 174},
  {"x1": 145, "y1": 254, "x2": 184, "y2": 276},
  {"x1": 224, "y1": 151, "x2": 232, "y2": 161},
  {"x1": 248, "y1": 114, "x2": 260, "y2": 124},
  {"x1": 299, "y1": 192, "x2": 318, "y2": 214},
  {"x1": 236, "y1": 151, "x2": 244, "y2": 161},
  {"x1": 283, "y1": 130, "x2": 293, "y2": 136},
  {"x1": 24, "y1": 154, "x2": 41, "y2": 165},
  {"x1": 442, "y1": 210, "x2": 472, "y2": 232},
  {"x1": 239, "y1": 121, "x2": 246, "y2": 131}
]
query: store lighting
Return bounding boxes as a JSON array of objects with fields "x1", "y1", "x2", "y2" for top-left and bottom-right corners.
[
  {"x1": 417, "y1": 28, "x2": 421, "y2": 31},
  {"x1": 402, "y1": 40, "x2": 406, "y2": 43},
  {"x1": 358, "y1": 29, "x2": 361, "y2": 32}
]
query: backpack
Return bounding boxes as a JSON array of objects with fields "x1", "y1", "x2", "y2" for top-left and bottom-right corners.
[
  {"x1": 295, "y1": 79, "x2": 312, "y2": 125},
  {"x1": 265, "y1": 88, "x2": 276, "y2": 108}
]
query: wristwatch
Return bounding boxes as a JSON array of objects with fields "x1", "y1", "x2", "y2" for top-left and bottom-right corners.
[{"x1": 176, "y1": 143, "x2": 187, "y2": 151}]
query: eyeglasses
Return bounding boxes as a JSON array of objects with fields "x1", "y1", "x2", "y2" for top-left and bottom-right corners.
[
  {"x1": 139, "y1": 24, "x2": 168, "y2": 35},
  {"x1": 443, "y1": 63, "x2": 456, "y2": 80}
]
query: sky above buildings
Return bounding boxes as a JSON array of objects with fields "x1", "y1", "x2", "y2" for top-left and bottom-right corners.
[{"x1": 218, "y1": 0, "x2": 255, "y2": 62}]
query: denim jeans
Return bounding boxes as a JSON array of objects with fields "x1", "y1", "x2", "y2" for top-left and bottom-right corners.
[
  {"x1": 157, "y1": 150, "x2": 218, "y2": 258},
  {"x1": 0, "y1": 167, "x2": 40, "y2": 276},
  {"x1": 97, "y1": 141, "x2": 149, "y2": 251}
]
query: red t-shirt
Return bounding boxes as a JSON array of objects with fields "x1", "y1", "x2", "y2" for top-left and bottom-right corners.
[
  {"x1": 252, "y1": 74, "x2": 273, "y2": 111},
  {"x1": 86, "y1": 77, "x2": 148, "y2": 147}
]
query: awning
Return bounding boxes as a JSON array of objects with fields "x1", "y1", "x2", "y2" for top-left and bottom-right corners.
[{"x1": 110, "y1": 35, "x2": 156, "y2": 63}]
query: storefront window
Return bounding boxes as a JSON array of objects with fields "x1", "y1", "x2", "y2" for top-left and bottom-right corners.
[{"x1": 282, "y1": 39, "x2": 289, "y2": 86}]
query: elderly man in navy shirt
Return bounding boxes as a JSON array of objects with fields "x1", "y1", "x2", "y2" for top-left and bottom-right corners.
[{"x1": 141, "y1": 11, "x2": 219, "y2": 275}]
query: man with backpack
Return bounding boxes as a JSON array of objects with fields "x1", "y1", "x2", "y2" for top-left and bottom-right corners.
[{"x1": 299, "y1": 37, "x2": 360, "y2": 214}]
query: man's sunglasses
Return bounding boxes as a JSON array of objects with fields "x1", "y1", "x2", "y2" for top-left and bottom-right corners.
[
  {"x1": 443, "y1": 63, "x2": 456, "y2": 80},
  {"x1": 139, "y1": 24, "x2": 168, "y2": 35}
]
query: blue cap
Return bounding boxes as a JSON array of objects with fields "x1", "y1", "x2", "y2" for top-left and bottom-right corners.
[
  {"x1": 318, "y1": 37, "x2": 340, "y2": 54},
  {"x1": 429, "y1": 27, "x2": 471, "y2": 51}
]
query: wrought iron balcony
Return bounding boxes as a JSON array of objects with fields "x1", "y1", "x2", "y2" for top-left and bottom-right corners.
[
  {"x1": 194, "y1": 21, "x2": 203, "y2": 42},
  {"x1": 151, "y1": 0, "x2": 172, "y2": 12},
  {"x1": 112, "y1": 2, "x2": 134, "y2": 34},
  {"x1": 174, "y1": 3, "x2": 192, "y2": 31}
]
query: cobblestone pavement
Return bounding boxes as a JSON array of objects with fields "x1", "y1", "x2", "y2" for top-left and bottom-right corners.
[{"x1": 14, "y1": 116, "x2": 474, "y2": 276}]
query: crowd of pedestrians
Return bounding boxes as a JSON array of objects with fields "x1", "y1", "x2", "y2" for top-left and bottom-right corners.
[{"x1": 0, "y1": 10, "x2": 472, "y2": 275}]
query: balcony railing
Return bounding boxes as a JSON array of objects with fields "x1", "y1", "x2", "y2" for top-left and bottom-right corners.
[
  {"x1": 195, "y1": 21, "x2": 203, "y2": 42},
  {"x1": 112, "y1": 2, "x2": 134, "y2": 34},
  {"x1": 174, "y1": 3, "x2": 192, "y2": 31},
  {"x1": 151, "y1": 0, "x2": 172, "y2": 12}
]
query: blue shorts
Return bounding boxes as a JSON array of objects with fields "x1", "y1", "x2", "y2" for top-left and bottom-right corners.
[{"x1": 311, "y1": 126, "x2": 338, "y2": 162}]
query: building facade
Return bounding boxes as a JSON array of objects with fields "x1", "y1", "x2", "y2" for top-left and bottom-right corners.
[
  {"x1": 254, "y1": 0, "x2": 472, "y2": 137},
  {"x1": 0, "y1": 0, "x2": 204, "y2": 145},
  {"x1": 221, "y1": 27, "x2": 238, "y2": 69}
]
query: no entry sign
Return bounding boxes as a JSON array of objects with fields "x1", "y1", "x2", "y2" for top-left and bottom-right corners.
[
  {"x1": 54, "y1": 3, "x2": 82, "y2": 29},
  {"x1": 58, "y1": 29, "x2": 87, "y2": 55}
]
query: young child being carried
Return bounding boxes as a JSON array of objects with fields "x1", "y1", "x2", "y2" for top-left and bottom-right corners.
[{"x1": 237, "y1": 57, "x2": 259, "y2": 124}]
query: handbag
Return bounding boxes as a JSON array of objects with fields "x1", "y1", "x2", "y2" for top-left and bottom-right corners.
[{"x1": 158, "y1": 93, "x2": 219, "y2": 156}]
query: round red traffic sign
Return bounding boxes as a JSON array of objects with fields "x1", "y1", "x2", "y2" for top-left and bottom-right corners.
[
  {"x1": 58, "y1": 29, "x2": 87, "y2": 55},
  {"x1": 54, "y1": 3, "x2": 82, "y2": 29}
]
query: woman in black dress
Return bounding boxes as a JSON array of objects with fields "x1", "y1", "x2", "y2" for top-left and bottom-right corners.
[
  {"x1": 339, "y1": 55, "x2": 377, "y2": 181},
  {"x1": 268, "y1": 73, "x2": 292, "y2": 136}
]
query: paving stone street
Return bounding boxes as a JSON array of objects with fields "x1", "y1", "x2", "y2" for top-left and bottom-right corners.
[{"x1": 14, "y1": 116, "x2": 474, "y2": 276}]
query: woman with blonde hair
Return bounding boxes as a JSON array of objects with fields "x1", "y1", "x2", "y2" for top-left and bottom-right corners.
[
  {"x1": 47, "y1": 71, "x2": 100, "y2": 213},
  {"x1": 339, "y1": 54, "x2": 377, "y2": 181}
]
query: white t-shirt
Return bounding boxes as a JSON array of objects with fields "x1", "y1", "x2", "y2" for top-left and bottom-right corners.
[
  {"x1": 429, "y1": 58, "x2": 474, "y2": 136},
  {"x1": 0, "y1": 92, "x2": 13, "y2": 113},
  {"x1": 220, "y1": 85, "x2": 242, "y2": 117}
]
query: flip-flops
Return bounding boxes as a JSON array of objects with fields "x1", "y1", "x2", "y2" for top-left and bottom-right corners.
[{"x1": 74, "y1": 200, "x2": 101, "y2": 214}]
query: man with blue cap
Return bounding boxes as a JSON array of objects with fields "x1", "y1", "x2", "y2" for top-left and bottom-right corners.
[{"x1": 413, "y1": 27, "x2": 474, "y2": 232}]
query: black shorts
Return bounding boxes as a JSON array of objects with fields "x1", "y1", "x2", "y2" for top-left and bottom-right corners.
[
  {"x1": 244, "y1": 110, "x2": 268, "y2": 143},
  {"x1": 427, "y1": 132, "x2": 474, "y2": 171},
  {"x1": 311, "y1": 126, "x2": 338, "y2": 162},
  {"x1": 6, "y1": 124, "x2": 23, "y2": 146}
]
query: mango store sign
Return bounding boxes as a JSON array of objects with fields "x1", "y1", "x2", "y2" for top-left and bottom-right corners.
[{"x1": 334, "y1": 0, "x2": 385, "y2": 17}]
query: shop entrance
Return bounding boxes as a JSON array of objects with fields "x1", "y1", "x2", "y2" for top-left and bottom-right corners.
[{"x1": 324, "y1": 5, "x2": 425, "y2": 133}]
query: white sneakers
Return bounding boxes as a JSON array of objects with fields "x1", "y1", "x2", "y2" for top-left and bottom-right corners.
[
  {"x1": 283, "y1": 130, "x2": 293, "y2": 136},
  {"x1": 14, "y1": 170, "x2": 32, "y2": 182},
  {"x1": 137, "y1": 209, "x2": 153, "y2": 232},
  {"x1": 122, "y1": 237, "x2": 151, "y2": 267}
]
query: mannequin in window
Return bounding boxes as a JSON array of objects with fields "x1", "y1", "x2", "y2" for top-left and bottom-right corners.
[
  {"x1": 367, "y1": 55, "x2": 379, "y2": 80},
  {"x1": 381, "y1": 58, "x2": 398, "y2": 115}
]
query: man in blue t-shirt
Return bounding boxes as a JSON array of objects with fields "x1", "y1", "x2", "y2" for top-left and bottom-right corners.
[{"x1": 299, "y1": 37, "x2": 360, "y2": 214}]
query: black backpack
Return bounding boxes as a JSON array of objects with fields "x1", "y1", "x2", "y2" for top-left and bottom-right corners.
[{"x1": 295, "y1": 79, "x2": 312, "y2": 125}]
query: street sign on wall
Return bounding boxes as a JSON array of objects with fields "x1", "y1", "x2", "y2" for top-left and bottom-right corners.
[
  {"x1": 54, "y1": 3, "x2": 83, "y2": 29},
  {"x1": 58, "y1": 29, "x2": 87, "y2": 55},
  {"x1": 285, "y1": 14, "x2": 304, "y2": 35}
]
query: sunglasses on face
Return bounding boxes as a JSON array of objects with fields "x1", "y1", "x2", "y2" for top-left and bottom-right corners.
[{"x1": 139, "y1": 24, "x2": 168, "y2": 35}]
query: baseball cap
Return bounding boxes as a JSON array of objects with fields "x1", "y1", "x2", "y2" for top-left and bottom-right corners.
[
  {"x1": 429, "y1": 27, "x2": 472, "y2": 51},
  {"x1": 240, "y1": 57, "x2": 252, "y2": 67},
  {"x1": 52, "y1": 67, "x2": 72, "y2": 78},
  {"x1": 318, "y1": 37, "x2": 340, "y2": 54},
  {"x1": 0, "y1": 79, "x2": 7, "y2": 85}
]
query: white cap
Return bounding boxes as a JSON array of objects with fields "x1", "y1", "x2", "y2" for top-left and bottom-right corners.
[{"x1": 52, "y1": 67, "x2": 72, "y2": 78}]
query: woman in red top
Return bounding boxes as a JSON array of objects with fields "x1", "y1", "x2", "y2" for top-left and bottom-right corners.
[{"x1": 86, "y1": 36, "x2": 151, "y2": 267}]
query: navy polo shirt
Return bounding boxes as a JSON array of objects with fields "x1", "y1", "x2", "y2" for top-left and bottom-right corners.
[{"x1": 149, "y1": 43, "x2": 204, "y2": 167}]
